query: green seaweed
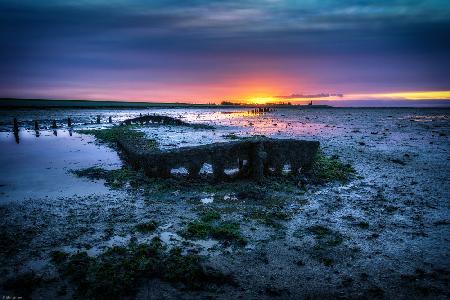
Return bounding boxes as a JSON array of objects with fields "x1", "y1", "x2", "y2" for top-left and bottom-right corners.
[
  {"x1": 50, "y1": 250, "x2": 69, "y2": 264},
  {"x1": 210, "y1": 221, "x2": 245, "y2": 244},
  {"x1": 52, "y1": 237, "x2": 234, "y2": 299},
  {"x1": 356, "y1": 221, "x2": 370, "y2": 229},
  {"x1": 308, "y1": 225, "x2": 343, "y2": 248},
  {"x1": 247, "y1": 208, "x2": 290, "y2": 228},
  {"x1": 223, "y1": 133, "x2": 240, "y2": 140},
  {"x1": 184, "y1": 212, "x2": 246, "y2": 245},
  {"x1": 77, "y1": 126, "x2": 143, "y2": 144},
  {"x1": 135, "y1": 221, "x2": 158, "y2": 233},
  {"x1": 71, "y1": 166, "x2": 147, "y2": 188},
  {"x1": 321, "y1": 257, "x2": 334, "y2": 267},
  {"x1": 77, "y1": 126, "x2": 157, "y2": 152},
  {"x1": 309, "y1": 153, "x2": 355, "y2": 184},
  {"x1": 200, "y1": 210, "x2": 221, "y2": 222}
]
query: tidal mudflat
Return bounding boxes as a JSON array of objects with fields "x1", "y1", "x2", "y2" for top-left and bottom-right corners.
[{"x1": 0, "y1": 107, "x2": 449, "y2": 299}]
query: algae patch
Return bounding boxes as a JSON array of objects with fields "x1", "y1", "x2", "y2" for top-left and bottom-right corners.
[
  {"x1": 309, "y1": 153, "x2": 355, "y2": 184},
  {"x1": 71, "y1": 166, "x2": 146, "y2": 188},
  {"x1": 246, "y1": 208, "x2": 291, "y2": 228},
  {"x1": 183, "y1": 211, "x2": 246, "y2": 246},
  {"x1": 51, "y1": 237, "x2": 234, "y2": 299},
  {"x1": 135, "y1": 221, "x2": 158, "y2": 233},
  {"x1": 77, "y1": 126, "x2": 157, "y2": 150},
  {"x1": 307, "y1": 225, "x2": 344, "y2": 248}
]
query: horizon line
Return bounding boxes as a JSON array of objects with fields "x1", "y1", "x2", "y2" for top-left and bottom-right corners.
[{"x1": 1, "y1": 97, "x2": 450, "y2": 108}]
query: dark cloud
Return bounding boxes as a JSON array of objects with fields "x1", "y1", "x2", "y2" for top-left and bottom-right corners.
[
  {"x1": 1, "y1": 0, "x2": 449, "y2": 99},
  {"x1": 277, "y1": 93, "x2": 344, "y2": 99}
]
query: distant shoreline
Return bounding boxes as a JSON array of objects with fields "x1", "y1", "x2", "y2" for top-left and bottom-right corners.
[
  {"x1": 0, "y1": 98, "x2": 332, "y2": 109},
  {"x1": 0, "y1": 98, "x2": 449, "y2": 109}
]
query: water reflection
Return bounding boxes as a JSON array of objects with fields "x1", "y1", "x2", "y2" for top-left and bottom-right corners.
[
  {"x1": 0, "y1": 130, "x2": 122, "y2": 203},
  {"x1": 2, "y1": 107, "x2": 446, "y2": 152},
  {"x1": 13, "y1": 129, "x2": 19, "y2": 144},
  {"x1": 133, "y1": 108, "x2": 342, "y2": 150}
]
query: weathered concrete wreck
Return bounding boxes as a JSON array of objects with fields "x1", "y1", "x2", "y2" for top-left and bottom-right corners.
[{"x1": 117, "y1": 132, "x2": 319, "y2": 181}]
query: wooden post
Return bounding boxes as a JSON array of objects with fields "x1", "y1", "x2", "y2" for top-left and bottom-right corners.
[
  {"x1": 34, "y1": 120, "x2": 39, "y2": 131},
  {"x1": 14, "y1": 131, "x2": 19, "y2": 144},
  {"x1": 108, "y1": 116, "x2": 112, "y2": 123},
  {"x1": 52, "y1": 120, "x2": 57, "y2": 129},
  {"x1": 13, "y1": 118, "x2": 19, "y2": 132},
  {"x1": 68, "y1": 117, "x2": 72, "y2": 127},
  {"x1": 96, "y1": 115, "x2": 100, "y2": 124}
]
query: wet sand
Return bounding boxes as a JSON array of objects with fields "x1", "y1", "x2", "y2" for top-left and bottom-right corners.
[{"x1": 0, "y1": 107, "x2": 449, "y2": 299}]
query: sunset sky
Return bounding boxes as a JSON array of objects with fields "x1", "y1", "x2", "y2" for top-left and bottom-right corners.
[{"x1": 1, "y1": 0, "x2": 450, "y2": 105}]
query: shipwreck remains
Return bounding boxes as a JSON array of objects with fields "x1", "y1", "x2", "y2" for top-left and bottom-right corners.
[
  {"x1": 117, "y1": 132, "x2": 319, "y2": 181},
  {"x1": 120, "y1": 114, "x2": 212, "y2": 129},
  {"x1": 121, "y1": 114, "x2": 185, "y2": 126}
]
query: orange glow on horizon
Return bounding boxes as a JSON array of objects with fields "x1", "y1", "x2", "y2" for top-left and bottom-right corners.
[
  {"x1": 234, "y1": 91, "x2": 450, "y2": 105},
  {"x1": 283, "y1": 90, "x2": 450, "y2": 102},
  {"x1": 345, "y1": 91, "x2": 450, "y2": 100},
  {"x1": 7, "y1": 76, "x2": 449, "y2": 104},
  {"x1": 246, "y1": 97, "x2": 278, "y2": 105}
]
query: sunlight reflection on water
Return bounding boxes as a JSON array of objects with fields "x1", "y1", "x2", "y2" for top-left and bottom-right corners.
[
  {"x1": 137, "y1": 108, "x2": 339, "y2": 149},
  {"x1": 1, "y1": 107, "x2": 447, "y2": 202}
]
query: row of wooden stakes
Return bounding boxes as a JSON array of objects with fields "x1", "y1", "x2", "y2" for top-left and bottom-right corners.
[{"x1": 12, "y1": 115, "x2": 113, "y2": 132}]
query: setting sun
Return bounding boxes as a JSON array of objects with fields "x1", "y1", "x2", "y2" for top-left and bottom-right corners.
[{"x1": 247, "y1": 96, "x2": 278, "y2": 105}]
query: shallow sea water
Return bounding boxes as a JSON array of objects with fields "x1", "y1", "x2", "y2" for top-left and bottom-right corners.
[
  {"x1": 0, "y1": 130, "x2": 121, "y2": 203},
  {"x1": 0, "y1": 107, "x2": 448, "y2": 203}
]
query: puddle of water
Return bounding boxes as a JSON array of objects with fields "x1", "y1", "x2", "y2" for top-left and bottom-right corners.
[
  {"x1": 223, "y1": 194, "x2": 238, "y2": 201},
  {"x1": 140, "y1": 230, "x2": 221, "y2": 255},
  {"x1": 0, "y1": 130, "x2": 122, "y2": 203},
  {"x1": 105, "y1": 234, "x2": 131, "y2": 247},
  {"x1": 159, "y1": 223, "x2": 173, "y2": 230},
  {"x1": 160, "y1": 231, "x2": 182, "y2": 245},
  {"x1": 244, "y1": 244, "x2": 256, "y2": 251},
  {"x1": 192, "y1": 238, "x2": 219, "y2": 251},
  {"x1": 137, "y1": 109, "x2": 337, "y2": 150},
  {"x1": 200, "y1": 193, "x2": 215, "y2": 204}
]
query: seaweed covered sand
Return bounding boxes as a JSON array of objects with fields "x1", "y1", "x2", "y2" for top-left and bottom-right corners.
[{"x1": 0, "y1": 107, "x2": 449, "y2": 299}]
